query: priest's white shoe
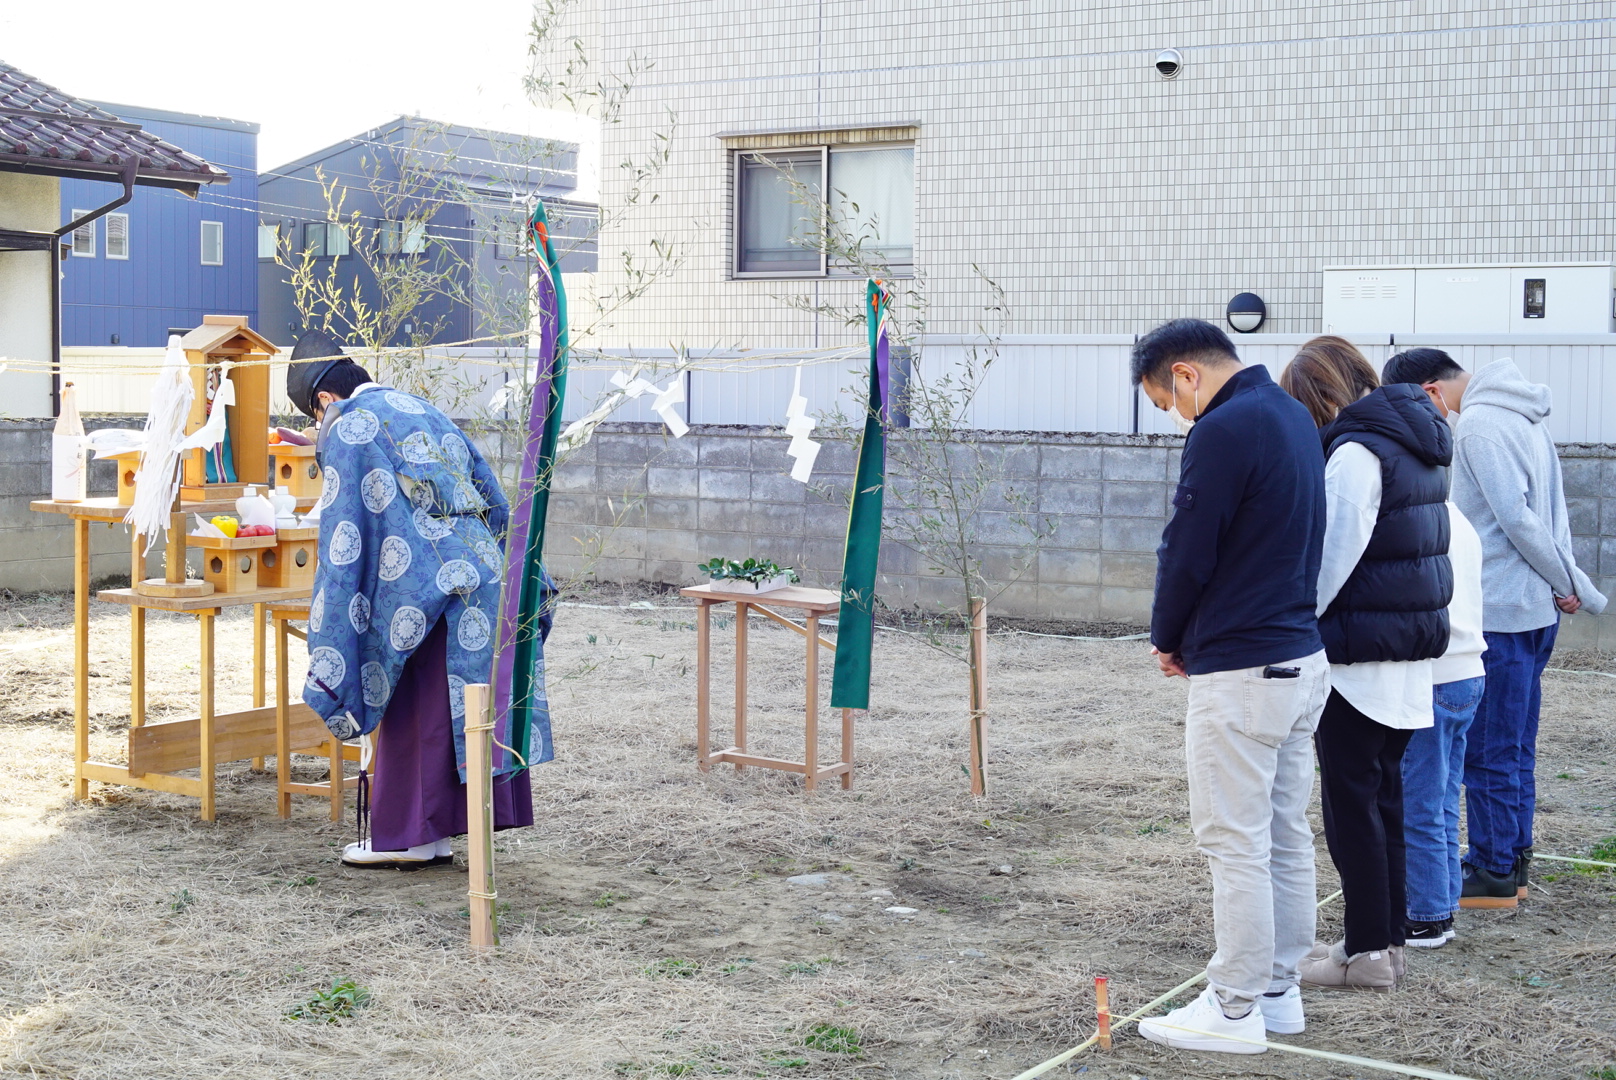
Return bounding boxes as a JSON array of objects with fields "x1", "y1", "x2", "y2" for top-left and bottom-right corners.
[
  {"x1": 1137, "y1": 987, "x2": 1268, "y2": 1054},
  {"x1": 341, "y1": 838, "x2": 452, "y2": 870}
]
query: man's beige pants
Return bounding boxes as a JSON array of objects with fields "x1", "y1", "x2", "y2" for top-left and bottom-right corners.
[{"x1": 1185, "y1": 650, "x2": 1329, "y2": 1012}]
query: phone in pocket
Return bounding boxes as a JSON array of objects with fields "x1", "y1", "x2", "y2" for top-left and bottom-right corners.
[{"x1": 1262, "y1": 665, "x2": 1301, "y2": 679}]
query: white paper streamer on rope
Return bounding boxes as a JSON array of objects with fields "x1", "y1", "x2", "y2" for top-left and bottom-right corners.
[
  {"x1": 177, "y1": 360, "x2": 235, "y2": 452},
  {"x1": 608, "y1": 369, "x2": 688, "y2": 438},
  {"x1": 783, "y1": 366, "x2": 820, "y2": 483},
  {"x1": 652, "y1": 377, "x2": 689, "y2": 437},
  {"x1": 125, "y1": 335, "x2": 195, "y2": 552}
]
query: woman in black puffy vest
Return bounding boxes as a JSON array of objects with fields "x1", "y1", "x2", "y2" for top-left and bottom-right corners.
[{"x1": 1279, "y1": 337, "x2": 1452, "y2": 992}]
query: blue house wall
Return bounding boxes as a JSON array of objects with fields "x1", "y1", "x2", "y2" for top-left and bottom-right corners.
[{"x1": 59, "y1": 103, "x2": 259, "y2": 347}]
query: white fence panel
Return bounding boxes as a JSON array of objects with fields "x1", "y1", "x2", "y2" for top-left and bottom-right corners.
[
  {"x1": 54, "y1": 334, "x2": 1616, "y2": 443},
  {"x1": 922, "y1": 336, "x2": 1137, "y2": 433}
]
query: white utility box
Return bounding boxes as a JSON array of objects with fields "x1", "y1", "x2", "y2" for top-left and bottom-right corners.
[{"x1": 1322, "y1": 263, "x2": 1614, "y2": 335}]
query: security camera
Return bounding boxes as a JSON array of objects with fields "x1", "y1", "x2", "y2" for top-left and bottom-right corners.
[{"x1": 1155, "y1": 49, "x2": 1182, "y2": 79}]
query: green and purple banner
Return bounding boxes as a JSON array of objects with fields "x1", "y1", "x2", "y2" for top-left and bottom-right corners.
[
  {"x1": 830, "y1": 278, "x2": 892, "y2": 710},
  {"x1": 494, "y1": 200, "x2": 569, "y2": 764}
]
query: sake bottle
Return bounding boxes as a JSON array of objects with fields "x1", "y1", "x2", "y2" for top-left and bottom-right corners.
[{"x1": 51, "y1": 381, "x2": 87, "y2": 503}]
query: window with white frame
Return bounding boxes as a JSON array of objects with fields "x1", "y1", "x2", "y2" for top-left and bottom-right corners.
[
  {"x1": 69, "y1": 210, "x2": 95, "y2": 257},
  {"x1": 379, "y1": 218, "x2": 427, "y2": 256},
  {"x1": 302, "y1": 221, "x2": 350, "y2": 258},
  {"x1": 257, "y1": 223, "x2": 279, "y2": 259},
  {"x1": 493, "y1": 214, "x2": 527, "y2": 260},
  {"x1": 105, "y1": 213, "x2": 129, "y2": 259},
  {"x1": 732, "y1": 143, "x2": 914, "y2": 277},
  {"x1": 200, "y1": 220, "x2": 224, "y2": 266}
]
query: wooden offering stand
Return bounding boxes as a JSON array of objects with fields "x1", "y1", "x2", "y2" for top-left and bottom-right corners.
[
  {"x1": 679, "y1": 583, "x2": 853, "y2": 791},
  {"x1": 189, "y1": 532, "x2": 276, "y2": 595},
  {"x1": 270, "y1": 441, "x2": 322, "y2": 500},
  {"x1": 259, "y1": 527, "x2": 318, "y2": 590},
  {"x1": 31, "y1": 494, "x2": 334, "y2": 821}
]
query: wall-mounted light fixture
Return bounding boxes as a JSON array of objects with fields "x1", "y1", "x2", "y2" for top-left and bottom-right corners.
[
  {"x1": 1226, "y1": 292, "x2": 1266, "y2": 333},
  {"x1": 1155, "y1": 49, "x2": 1183, "y2": 79}
]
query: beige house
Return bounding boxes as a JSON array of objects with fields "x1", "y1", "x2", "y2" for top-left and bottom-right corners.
[{"x1": 559, "y1": 1, "x2": 1614, "y2": 350}]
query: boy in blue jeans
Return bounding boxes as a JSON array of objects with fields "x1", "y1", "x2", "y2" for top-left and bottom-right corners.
[{"x1": 1401, "y1": 501, "x2": 1485, "y2": 944}]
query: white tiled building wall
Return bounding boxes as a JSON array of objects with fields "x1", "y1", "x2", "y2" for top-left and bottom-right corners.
[{"x1": 569, "y1": 0, "x2": 1613, "y2": 349}]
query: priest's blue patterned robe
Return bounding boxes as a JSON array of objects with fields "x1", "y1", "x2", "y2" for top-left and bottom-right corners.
[{"x1": 303, "y1": 385, "x2": 552, "y2": 780}]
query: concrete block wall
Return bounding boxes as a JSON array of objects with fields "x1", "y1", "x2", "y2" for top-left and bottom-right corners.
[
  {"x1": 542, "y1": 423, "x2": 1615, "y2": 650},
  {"x1": 4, "y1": 419, "x2": 1611, "y2": 651},
  {"x1": 0, "y1": 419, "x2": 159, "y2": 592}
]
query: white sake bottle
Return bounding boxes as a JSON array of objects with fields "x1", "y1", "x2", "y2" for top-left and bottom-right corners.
[
  {"x1": 270, "y1": 485, "x2": 299, "y2": 529},
  {"x1": 51, "y1": 381, "x2": 87, "y2": 503}
]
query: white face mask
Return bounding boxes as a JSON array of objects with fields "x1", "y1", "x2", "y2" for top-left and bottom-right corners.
[
  {"x1": 1168, "y1": 379, "x2": 1200, "y2": 434},
  {"x1": 1435, "y1": 387, "x2": 1458, "y2": 427}
]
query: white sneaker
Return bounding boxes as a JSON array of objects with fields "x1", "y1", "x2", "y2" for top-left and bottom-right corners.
[
  {"x1": 1138, "y1": 987, "x2": 1267, "y2": 1054},
  {"x1": 340, "y1": 838, "x2": 452, "y2": 870},
  {"x1": 1257, "y1": 984, "x2": 1304, "y2": 1034}
]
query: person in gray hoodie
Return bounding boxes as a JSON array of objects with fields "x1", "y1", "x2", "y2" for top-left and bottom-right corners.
[{"x1": 1382, "y1": 350, "x2": 1607, "y2": 908}]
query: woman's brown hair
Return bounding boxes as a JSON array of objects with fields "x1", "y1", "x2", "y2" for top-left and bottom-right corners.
[{"x1": 1279, "y1": 335, "x2": 1381, "y2": 428}]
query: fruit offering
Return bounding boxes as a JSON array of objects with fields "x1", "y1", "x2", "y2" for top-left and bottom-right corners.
[
  {"x1": 238, "y1": 524, "x2": 275, "y2": 537},
  {"x1": 211, "y1": 515, "x2": 238, "y2": 538}
]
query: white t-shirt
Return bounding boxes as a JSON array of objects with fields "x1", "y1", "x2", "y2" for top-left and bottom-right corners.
[
  {"x1": 1316, "y1": 441, "x2": 1434, "y2": 730},
  {"x1": 1433, "y1": 502, "x2": 1487, "y2": 685}
]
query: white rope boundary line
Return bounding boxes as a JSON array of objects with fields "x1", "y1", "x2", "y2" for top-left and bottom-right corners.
[{"x1": 1008, "y1": 885, "x2": 1498, "y2": 1080}]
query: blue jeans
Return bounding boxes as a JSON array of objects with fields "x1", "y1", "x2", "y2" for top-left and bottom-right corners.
[
  {"x1": 1402, "y1": 676, "x2": 1484, "y2": 922},
  {"x1": 1464, "y1": 624, "x2": 1558, "y2": 876}
]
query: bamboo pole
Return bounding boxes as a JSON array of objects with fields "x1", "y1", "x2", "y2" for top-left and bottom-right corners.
[
  {"x1": 464, "y1": 683, "x2": 498, "y2": 951},
  {"x1": 967, "y1": 596, "x2": 987, "y2": 796}
]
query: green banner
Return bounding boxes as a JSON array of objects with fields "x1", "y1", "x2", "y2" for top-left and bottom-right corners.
[{"x1": 830, "y1": 279, "x2": 892, "y2": 710}]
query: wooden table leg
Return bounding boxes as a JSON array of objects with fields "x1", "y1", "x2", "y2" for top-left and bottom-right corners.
[
  {"x1": 695, "y1": 599, "x2": 711, "y2": 771},
  {"x1": 129, "y1": 530, "x2": 145, "y2": 733},
  {"x1": 72, "y1": 517, "x2": 90, "y2": 801},
  {"x1": 805, "y1": 613, "x2": 819, "y2": 792},
  {"x1": 841, "y1": 708, "x2": 853, "y2": 790},
  {"x1": 199, "y1": 610, "x2": 216, "y2": 822},
  {"x1": 250, "y1": 602, "x2": 266, "y2": 771},
  {"x1": 275, "y1": 615, "x2": 292, "y2": 819},
  {"x1": 734, "y1": 600, "x2": 747, "y2": 770},
  {"x1": 130, "y1": 609, "x2": 145, "y2": 728}
]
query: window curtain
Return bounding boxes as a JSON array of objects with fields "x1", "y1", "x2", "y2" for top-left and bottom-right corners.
[
  {"x1": 830, "y1": 147, "x2": 914, "y2": 265},
  {"x1": 739, "y1": 153, "x2": 822, "y2": 273}
]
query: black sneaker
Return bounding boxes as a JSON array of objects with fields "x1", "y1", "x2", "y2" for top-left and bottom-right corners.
[
  {"x1": 1404, "y1": 919, "x2": 1451, "y2": 948},
  {"x1": 1459, "y1": 862, "x2": 1518, "y2": 909},
  {"x1": 1513, "y1": 847, "x2": 1533, "y2": 899}
]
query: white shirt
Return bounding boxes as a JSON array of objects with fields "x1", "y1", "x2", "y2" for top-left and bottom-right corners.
[
  {"x1": 1316, "y1": 441, "x2": 1434, "y2": 730},
  {"x1": 1433, "y1": 502, "x2": 1487, "y2": 685}
]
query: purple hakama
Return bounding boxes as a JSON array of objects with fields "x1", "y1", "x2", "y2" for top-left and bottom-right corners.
[{"x1": 370, "y1": 617, "x2": 534, "y2": 851}]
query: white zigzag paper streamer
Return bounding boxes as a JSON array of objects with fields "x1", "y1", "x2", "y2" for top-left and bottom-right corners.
[{"x1": 783, "y1": 366, "x2": 820, "y2": 483}]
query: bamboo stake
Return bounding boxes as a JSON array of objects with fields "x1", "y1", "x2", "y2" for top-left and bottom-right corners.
[
  {"x1": 1094, "y1": 976, "x2": 1111, "y2": 1049},
  {"x1": 464, "y1": 683, "x2": 498, "y2": 951},
  {"x1": 966, "y1": 596, "x2": 987, "y2": 796}
]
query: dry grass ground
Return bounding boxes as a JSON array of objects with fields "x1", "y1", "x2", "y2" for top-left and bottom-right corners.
[{"x1": 1, "y1": 588, "x2": 1614, "y2": 1080}]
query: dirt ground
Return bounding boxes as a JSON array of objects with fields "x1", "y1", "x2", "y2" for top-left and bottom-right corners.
[{"x1": 1, "y1": 587, "x2": 1614, "y2": 1080}]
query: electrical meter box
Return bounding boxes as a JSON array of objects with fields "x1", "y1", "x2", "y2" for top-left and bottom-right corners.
[{"x1": 1322, "y1": 264, "x2": 1614, "y2": 336}]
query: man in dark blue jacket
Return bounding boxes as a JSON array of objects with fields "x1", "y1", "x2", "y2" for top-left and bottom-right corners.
[{"x1": 1133, "y1": 321, "x2": 1330, "y2": 1055}]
